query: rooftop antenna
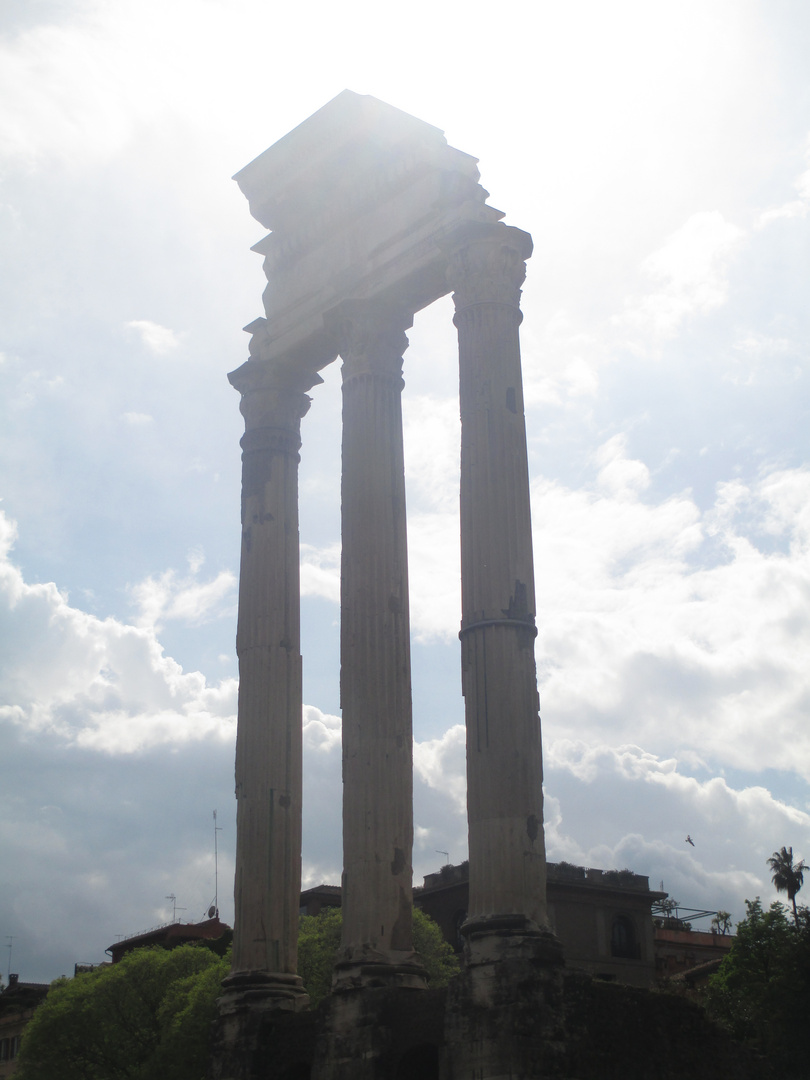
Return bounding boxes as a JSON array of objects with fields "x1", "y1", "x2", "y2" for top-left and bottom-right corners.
[
  {"x1": 5, "y1": 936, "x2": 13, "y2": 982},
  {"x1": 435, "y1": 850, "x2": 450, "y2": 865},
  {"x1": 165, "y1": 894, "x2": 186, "y2": 923},
  {"x1": 213, "y1": 810, "x2": 222, "y2": 918}
]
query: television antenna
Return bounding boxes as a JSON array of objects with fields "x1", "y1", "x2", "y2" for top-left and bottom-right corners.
[
  {"x1": 5, "y1": 936, "x2": 13, "y2": 982},
  {"x1": 165, "y1": 894, "x2": 186, "y2": 923},
  {"x1": 207, "y1": 809, "x2": 223, "y2": 920},
  {"x1": 435, "y1": 850, "x2": 450, "y2": 865}
]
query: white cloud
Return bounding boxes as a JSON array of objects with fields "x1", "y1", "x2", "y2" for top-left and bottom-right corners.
[
  {"x1": 301, "y1": 705, "x2": 343, "y2": 886},
  {"x1": 0, "y1": 0, "x2": 242, "y2": 169},
  {"x1": 300, "y1": 542, "x2": 340, "y2": 605},
  {"x1": 543, "y1": 741, "x2": 810, "y2": 920},
  {"x1": 757, "y1": 137, "x2": 810, "y2": 227},
  {"x1": 407, "y1": 510, "x2": 461, "y2": 644},
  {"x1": 0, "y1": 510, "x2": 237, "y2": 754},
  {"x1": 121, "y1": 411, "x2": 154, "y2": 426},
  {"x1": 616, "y1": 211, "x2": 745, "y2": 347},
  {"x1": 757, "y1": 200, "x2": 808, "y2": 227},
  {"x1": 533, "y1": 452, "x2": 810, "y2": 779},
  {"x1": 129, "y1": 563, "x2": 236, "y2": 631},
  {"x1": 303, "y1": 704, "x2": 341, "y2": 756},
  {"x1": 522, "y1": 313, "x2": 602, "y2": 408},
  {"x1": 187, "y1": 546, "x2": 205, "y2": 574},
  {"x1": 594, "y1": 433, "x2": 651, "y2": 498},
  {"x1": 403, "y1": 394, "x2": 460, "y2": 515},
  {"x1": 413, "y1": 723, "x2": 466, "y2": 814},
  {"x1": 125, "y1": 320, "x2": 183, "y2": 355}
]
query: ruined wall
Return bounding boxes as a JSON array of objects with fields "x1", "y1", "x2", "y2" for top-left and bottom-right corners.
[{"x1": 210, "y1": 973, "x2": 767, "y2": 1080}]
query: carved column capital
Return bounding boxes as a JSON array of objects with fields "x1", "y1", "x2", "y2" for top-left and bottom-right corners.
[
  {"x1": 444, "y1": 223, "x2": 533, "y2": 315},
  {"x1": 229, "y1": 359, "x2": 322, "y2": 459},
  {"x1": 325, "y1": 299, "x2": 413, "y2": 383}
]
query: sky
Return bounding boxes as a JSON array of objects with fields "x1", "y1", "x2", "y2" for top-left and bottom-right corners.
[{"x1": 1, "y1": 0, "x2": 809, "y2": 983}]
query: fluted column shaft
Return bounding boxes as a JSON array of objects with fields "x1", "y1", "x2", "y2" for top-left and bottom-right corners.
[
  {"x1": 226, "y1": 360, "x2": 316, "y2": 1006},
  {"x1": 448, "y1": 224, "x2": 549, "y2": 943},
  {"x1": 331, "y1": 300, "x2": 425, "y2": 988}
]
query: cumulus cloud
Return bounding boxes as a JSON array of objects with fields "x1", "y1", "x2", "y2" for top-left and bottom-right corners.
[
  {"x1": 300, "y1": 542, "x2": 340, "y2": 604},
  {"x1": 121, "y1": 411, "x2": 154, "y2": 426},
  {"x1": 407, "y1": 510, "x2": 461, "y2": 644},
  {"x1": 128, "y1": 559, "x2": 236, "y2": 632},
  {"x1": 125, "y1": 320, "x2": 183, "y2": 355},
  {"x1": 0, "y1": 510, "x2": 237, "y2": 754},
  {"x1": 403, "y1": 394, "x2": 460, "y2": 515},
  {"x1": 756, "y1": 137, "x2": 810, "y2": 227},
  {"x1": 543, "y1": 741, "x2": 810, "y2": 921},
  {"x1": 533, "y1": 449, "x2": 810, "y2": 779},
  {"x1": 413, "y1": 723, "x2": 467, "y2": 814},
  {"x1": 594, "y1": 433, "x2": 651, "y2": 498},
  {"x1": 615, "y1": 211, "x2": 745, "y2": 347},
  {"x1": 0, "y1": 0, "x2": 239, "y2": 169},
  {"x1": 300, "y1": 705, "x2": 343, "y2": 886},
  {"x1": 521, "y1": 312, "x2": 602, "y2": 408}
]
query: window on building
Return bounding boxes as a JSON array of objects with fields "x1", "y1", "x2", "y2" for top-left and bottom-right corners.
[{"x1": 610, "y1": 915, "x2": 638, "y2": 959}]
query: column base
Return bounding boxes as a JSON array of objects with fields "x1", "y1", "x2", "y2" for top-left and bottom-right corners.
[
  {"x1": 218, "y1": 969, "x2": 310, "y2": 1014},
  {"x1": 461, "y1": 913, "x2": 565, "y2": 971},
  {"x1": 311, "y1": 985, "x2": 445, "y2": 1080},
  {"x1": 332, "y1": 949, "x2": 429, "y2": 993},
  {"x1": 443, "y1": 923, "x2": 566, "y2": 1080},
  {"x1": 210, "y1": 972, "x2": 312, "y2": 1080}
]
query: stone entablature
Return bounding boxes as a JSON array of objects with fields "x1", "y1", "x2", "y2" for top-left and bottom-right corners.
[{"x1": 233, "y1": 90, "x2": 503, "y2": 372}]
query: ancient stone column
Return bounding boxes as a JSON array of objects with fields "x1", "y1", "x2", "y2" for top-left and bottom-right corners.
[
  {"x1": 447, "y1": 222, "x2": 553, "y2": 962},
  {"x1": 221, "y1": 356, "x2": 319, "y2": 1011},
  {"x1": 329, "y1": 299, "x2": 426, "y2": 990}
]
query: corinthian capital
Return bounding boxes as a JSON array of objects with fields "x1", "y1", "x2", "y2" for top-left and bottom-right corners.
[
  {"x1": 444, "y1": 223, "x2": 533, "y2": 312},
  {"x1": 229, "y1": 359, "x2": 321, "y2": 431},
  {"x1": 325, "y1": 299, "x2": 413, "y2": 383}
]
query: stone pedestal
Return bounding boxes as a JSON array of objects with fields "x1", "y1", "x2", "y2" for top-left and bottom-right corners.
[
  {"x1": 442, "y1": 948, "x2": 566, "y2": 1080},
  {"x1": 311, "y1": 988, "x2": 445, "y2": 1080},
  {"x1": 330, "y1": 300, "x2": 426, "y2": 993},
  {"x1": 447, "y1": 222, "x2": 554, "y2": 961},
  {"x1": 218, "y1": 357, "x2": 319, "y2": 1043}
]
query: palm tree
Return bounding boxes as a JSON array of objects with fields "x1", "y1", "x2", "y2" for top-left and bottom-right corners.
[{"x1": 767, "y1": 846, "x2": 807, "y2": 922}]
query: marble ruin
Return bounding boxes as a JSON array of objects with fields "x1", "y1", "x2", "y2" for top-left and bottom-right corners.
[
  {"x1": 210, "y1": 92, "x2": 767, "y2": 1080},
  {"x1": 216, "y1": 89, "x2": 559, "y2": 1078}
]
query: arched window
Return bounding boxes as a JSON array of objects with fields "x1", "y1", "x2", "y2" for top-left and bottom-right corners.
[{"x1": 611, "y1": 915, "x2": 638, "y2": 959}]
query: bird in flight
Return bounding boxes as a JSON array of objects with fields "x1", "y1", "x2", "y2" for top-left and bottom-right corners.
[{"x1": 685, "y1": 835, "x2": 695, "y2": 847}]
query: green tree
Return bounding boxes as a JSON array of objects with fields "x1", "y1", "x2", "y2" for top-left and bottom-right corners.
[
  {"x1": 298, "y1": 907, "x2": 460, "y2": 1007},
  {"x1": 708, "y1": 898, "x2": 810, "y2": 1074},
  {"x1": 15, "y1": 945, "x2": 228, "y2": 1080},
  {"x1": 767, "y1": 845, "x2": 807, "y2": 923},
  {"x1": 298, "y1": 907, "x2": 342, "y2": 1007},
  {"x1": 710, "y1": 910, "x2": 732, "y2": 935}
]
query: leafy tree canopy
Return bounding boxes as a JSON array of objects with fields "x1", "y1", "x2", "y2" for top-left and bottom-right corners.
[
  {"x1": 708, "y1": 898, "x2": 810, "y2": 1073},
  {"x1": 16, "y1": 944, "x2": 228, "y2": 1080},
  {"x1": 710, "y1": 910, "x2": 732, "y2": 935},
  {"x1": 298, "y1": 907, "x2": 460, "y2": 1007}
]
